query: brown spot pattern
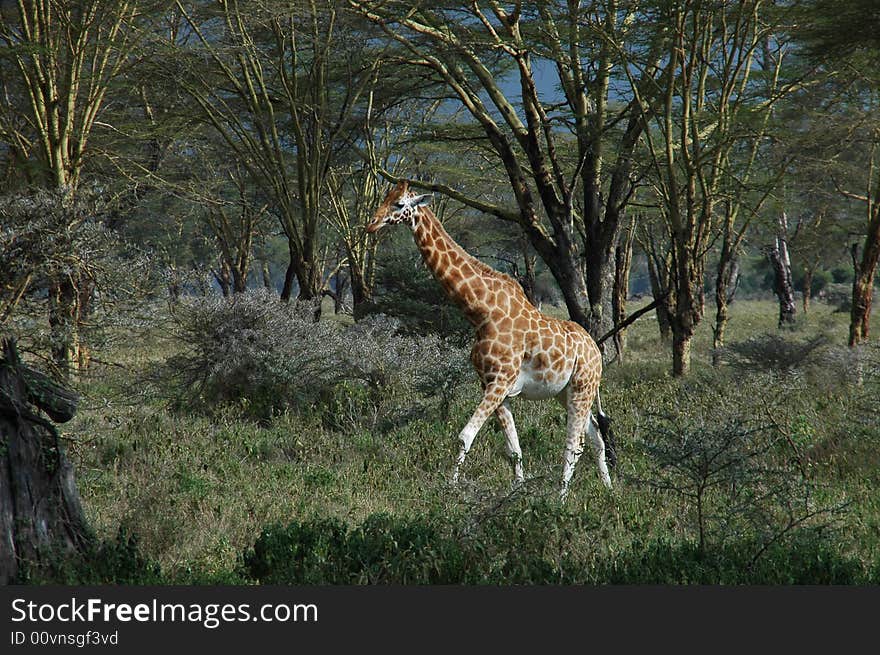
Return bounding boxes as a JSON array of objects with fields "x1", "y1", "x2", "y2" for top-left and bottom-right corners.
[{"x1": 370, "y1": 180, "x2": 608, "y2": 492}]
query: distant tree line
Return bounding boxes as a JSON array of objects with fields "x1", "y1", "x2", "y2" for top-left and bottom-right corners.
[{"x1": 1, "y1": 0, "x2": 878, "y2": 377}]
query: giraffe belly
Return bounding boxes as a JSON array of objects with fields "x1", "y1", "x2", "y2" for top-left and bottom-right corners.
[{"x1": 508, "y1": 364, "x2": 572, "y2": 400}]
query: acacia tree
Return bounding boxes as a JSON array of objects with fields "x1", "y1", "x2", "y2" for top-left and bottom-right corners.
[
  {"x1": 711, "y1": 47, "x2": 794, "y2": 353},
  {"x1": 825, "y1": 80, "x2": 880, "y2": 348},
  {"x1": 324, "y1": 89, "x2": 439, "y2": 316},
  {"x1": 766, "y1": 210, "x2": 797, "y2": 327},
  {"x1": 0, "y1": 0, "x2": 137, "y2": 374},
  {"x1": 633, "y1": 0, "x2": 792, "y2": 375},
  {"x1": 200, "y1": 163, "x2": 268, "y2": 296},
  {"x1": 795, "y1": 0, "x2": 880, "y2": 346},
  {"x1": 639, "y1": 218, "x2": 675, "y2": 341},
  {"x1": 173, "y1": 0, "x2": 381, "y2": 304},
  {"x1": 794, "y1": 87, "x2": 880, "y2": 346},
  {"x1": 326, "y1": 162, "x2": 384, "y2": 315},
  {"x1": 838, "y1": 123, "x2": 880, "y2": 346},
  {"x1": 351, "y1": 1, "x2": 669, "y2": 344}
]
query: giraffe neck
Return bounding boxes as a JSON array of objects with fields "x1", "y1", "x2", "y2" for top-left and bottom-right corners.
[{"x1": 411, "y1": 208, "x2": 497, "y2": 326}]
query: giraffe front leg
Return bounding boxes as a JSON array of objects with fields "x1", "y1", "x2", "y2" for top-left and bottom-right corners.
[
  {"x1": 495, "y1": 401, "x2": 524, "y2": 485},
  {"x1": 451, "y1": 382, "x2": 510, "y2": 485}
]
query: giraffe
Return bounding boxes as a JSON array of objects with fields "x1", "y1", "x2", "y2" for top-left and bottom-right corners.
[{"x1": 366, "y1": 180, "x2": 617, "y2": 497}]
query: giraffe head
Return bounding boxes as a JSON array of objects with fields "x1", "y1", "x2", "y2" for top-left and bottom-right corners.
[{"x1": 366, "y1": 180, "x2": 433, "y2": 234}]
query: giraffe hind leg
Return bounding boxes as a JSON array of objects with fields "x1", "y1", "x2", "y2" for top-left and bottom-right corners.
[
  {"x1": 587, "y1": 412, "x2": 612, "y2": 489},
  {"x1": 596, "y1": 410, "x2": 617, "y2": 468},
  {"x1": 560, "y1": 390, "x2": 589, "y2": 499},
  {"x1": 560, "y1": 383, "x2": 612, "y2": 498}
]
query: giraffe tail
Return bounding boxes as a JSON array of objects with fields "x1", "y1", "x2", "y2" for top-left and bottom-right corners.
[{"x1": 595, "y1": 391, "x2": 618, "y2": 469}]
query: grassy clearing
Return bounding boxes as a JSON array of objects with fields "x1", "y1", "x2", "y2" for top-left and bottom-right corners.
[{"x1": 56, "y1": 297, "x2": 880, "y2": 584}]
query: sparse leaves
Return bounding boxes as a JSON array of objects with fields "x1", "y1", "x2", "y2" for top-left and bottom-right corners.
[
  {"x1": 160, "y1": 289, "x2": 471, "y2": 423},
  {"x1": 0, "y1": 188, "x2": 156, "y2": 356},
  {"x1": 635, "y1": 381, "x2": 850, "y2": 563}
]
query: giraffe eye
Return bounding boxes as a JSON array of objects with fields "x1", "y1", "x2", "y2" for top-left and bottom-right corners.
[{"x1": 393, "y1": 201, "x2": 405, "y2": 209}]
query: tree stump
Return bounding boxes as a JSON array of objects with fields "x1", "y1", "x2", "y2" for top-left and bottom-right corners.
[{"x1": 0, "y1": 339, "x2": 90, "y2": 584}]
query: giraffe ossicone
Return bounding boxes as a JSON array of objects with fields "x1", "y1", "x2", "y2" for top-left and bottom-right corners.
[{"x1": 367, "y1": 180, "x2": 617, "y2": 498}]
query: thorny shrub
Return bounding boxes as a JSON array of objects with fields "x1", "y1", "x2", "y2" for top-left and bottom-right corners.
[
  {"x1": 719, "y1": 333, "x2": 828, "y2": 375},
  {"x1": 634, "y1": 382, "x2": 850, "y2": 565},
  {"x1": 160, "y1": 289, "x2": 471, "y2": 425}
]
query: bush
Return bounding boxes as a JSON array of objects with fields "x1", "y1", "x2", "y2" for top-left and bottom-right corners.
[
  {"x1": 830, "y1": 266, "x2": 852, "y2": 284},
  {"x1": 719, "y1": 333, "x2": 827, "y2": 374},
  {"x1": 163, "y1": 290, "x2": 348, "y2": 417},
  {"x1": 364, "y1": 234, "x2": 471, "y2": 341},
  {"x1": 333, "y1": 316, "x2": 471, "y2": 428},
  {"x1": 0, "y1": 188, "x2": 157, "y2": 362},
  {"x1": 22, "y1": 529, "x2": 165, "y2": 585},
  {"x1": 244, "y1": 496, "x2": 604, "y2": 585},
  {"x1": 818, "y1": 282, "x2": 852, "y2": 312},
  {"x1": 160, "y1": 289, "x2": 471, "y2": 425},
  {"x1": 633, "y1": 381, "x2": 850, "y2": 562},
  {"x1": 598, "y1": 535, "x2": 869, "y2": 584},
  {"x1": 241, "y1": 505, "x2": 873, "y2": 585},
  {"x1": 243, "y1": 518, "x2": 350, "y2": 584},
  {"x1": 242, "y1": 514, "x2": 461, "y2": 584}
]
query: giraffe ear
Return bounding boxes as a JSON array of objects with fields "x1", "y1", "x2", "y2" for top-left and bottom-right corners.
[{"x1": 410, "y1": 193, "x2": 433, "y2": 208}]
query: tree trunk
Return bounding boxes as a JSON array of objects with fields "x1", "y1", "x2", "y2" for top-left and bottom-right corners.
[
  {"x1": 332, "y1": 268, "x2": 349, "y2": 314},
  {"x1": 850, "y1": 269, "x2": 874, "y2": 346},
  {"x1": 612, "y1": 221, "x2": 635, "y2": 361},
  {"x1": 47, "y1": 274, "x2": 93, "y2": 377},
  {"x1": 261, "y1": 260, "x2": 272, "y2": 290},
  {"x1": 231, "y1": 262, "x2": 248, "y2": 294},
  {"x1": 0, "y1": 340, "x2": 89, "y2": 584},
  {"x1": 281, "y1": 240, "x2": 323, "y2": 320},
  {"x1": 802, "y1": 265, "x2": 814, "y2": 315},
  {"x1": 553, "y1": 259, "x2": 592, "y2": 330},
  {"x1": 48, "y1": 277, "x2": 78, "y2": 379},
  {"x1": 586, "y1": 248, "x2": 617, "y2": 347},
  {"x1": 281, "y1": 257, "x2": 297, "y2": 302},
  {"x1": 280, "y1": 238, "x2": 321, "y2": 307},
  {"x1": 849, "y1": 204, "x2": 880, "y2": 346},
  {"x1": 768, "y1": 212, "x2": 797, "y2": 328},
  {"x1": 672, "y1": 329, "x2": 693, "y2": 377},
  {"x1": 768, "y1": 243, "x2": 797, "y2": 327},
  {"x1": 167, "y1": 264, "x2": 182, "y2": 306},
  {"x1": 671, "y1": 301, "x2": 698, "y2": 377},
  {"x1": 712, "y1": 253, "x2": 739, "y2": 366},
  {"x1": 584, "y1": 222, "x2": 620, "y2": 351},
  {"x1": 75, "y1": 278, "x2": 95, "y2": 372},
  {"x1": 671, "y1": 246, "x2": 704, "y2": 377},
  {"x1": 518, "y1": 236, "x2": 539, "y2": 307},
  {"x1": 296, "y1": 263, "x2": 322, "y2": 321},
  {"x1": 214, "y1": 260, "x2": 232, "y2": 297},
  {"x1": 349, "y1": 260, "x2": 373, "y2": 320},
  {"x1": 520, "y1": 214, "x2": 591, "y2": 331},
  {"x1": 646, "y1": 251, "x2": 673, "y2": 341}
]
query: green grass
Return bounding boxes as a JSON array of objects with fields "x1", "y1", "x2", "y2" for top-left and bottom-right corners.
[{"x1": 56, "y1": 297, "x2": 880, "y2": 583}]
